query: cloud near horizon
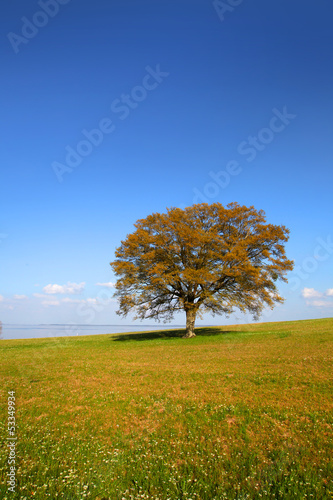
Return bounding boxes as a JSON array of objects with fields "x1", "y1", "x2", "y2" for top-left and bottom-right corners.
[
  {"x1": 43, "y1": 282, "x2": 85, "y2": 295},
  {"x1": 302, "y1": 288, "x2": 323, "y2": 299},
  {"x1": 95, "y1": 282, "x2": 115, "y2": 288},
  {"x1": 41, "y1": 296, "x2": 115, "y2": 308},
  {"x1": 33, "y1": 293, "x2": 49, "y2": 299},
  {"x1": 61, "y1": 297, "x2": 82, "y2": 304},
  {"x1": 41, "y1": 299, "x2": 61, "y2": 307},
  {"x1": 301, "y1": 287, "x2": 333, "y2": 308}
]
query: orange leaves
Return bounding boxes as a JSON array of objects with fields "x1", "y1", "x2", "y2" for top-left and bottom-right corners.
[{"x1": 110, "y1": 203, "x2": 294, "y2": 325}]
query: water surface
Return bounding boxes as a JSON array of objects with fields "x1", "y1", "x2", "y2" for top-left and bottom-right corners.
[{"x1": 1, "y1": 324, "x2": 182, "y2": 340}]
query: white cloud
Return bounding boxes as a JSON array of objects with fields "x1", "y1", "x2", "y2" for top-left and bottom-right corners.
[
  {"x1": 95, "y1": 282, "x2": 115, "y2": 288},
  {"x1": 60, "y1": 297, "x2": 115, "y2": 305},
  {"x1": 301, "y1": 287, "x2": 333, "y2": 308},
  {"x1": 301, "y1": 288, "x2": 323, "y2": 299},
  {"x1": 0, "y1": 295, "x2": 3, "y2": 302},
  {"x1": 13, "y1": 294, "x2": 27, "y2": 300},
  {"x1": 312, "y1": 300, "x2": 333, "y2": 308},
  {"x1": 86, "y1": 298, "x2": 99, "y2": 304},
  {"x1": 61, "y1": 298, "x2": 82, "y2": 304},
  {"x1": 33, "y1": 294, "x2": 114, "y2": 308},
  {"x1": 41, "y1": 300, "x2": 60, "y2": 307},
  {"x1": 43, "y1": 282, "x2": 85, "y2": 295}
]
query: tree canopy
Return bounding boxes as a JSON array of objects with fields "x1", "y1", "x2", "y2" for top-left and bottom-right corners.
[{"x1": 110, "y1": 203, "x2": 294, "y2": 337}]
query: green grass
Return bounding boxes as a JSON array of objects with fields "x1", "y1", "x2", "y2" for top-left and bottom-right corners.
[{"x1": 0, "y1": 318, "x2": 332, "y2": 499}]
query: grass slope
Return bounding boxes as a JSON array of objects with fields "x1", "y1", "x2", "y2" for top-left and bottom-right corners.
[{"x1": 0, "y1": 318, "x2": 332, "y2": 499}]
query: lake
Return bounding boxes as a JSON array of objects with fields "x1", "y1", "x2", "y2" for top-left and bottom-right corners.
[{"x1": 0, "y1": 324, "x2": 183, "y2": 340}]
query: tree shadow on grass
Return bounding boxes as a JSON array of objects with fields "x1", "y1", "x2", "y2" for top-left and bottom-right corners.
[{"x1": 111, "y1": 327, "x2": 233, "y2": 342}]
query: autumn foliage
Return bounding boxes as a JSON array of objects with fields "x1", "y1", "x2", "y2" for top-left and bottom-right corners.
[{"x1": 110, "y1": 203, "x2": 294, "y2": 337}]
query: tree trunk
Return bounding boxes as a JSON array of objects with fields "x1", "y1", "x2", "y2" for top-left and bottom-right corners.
[{"x1": 184, "y1": 308, "x2": 196, "y2": 338}]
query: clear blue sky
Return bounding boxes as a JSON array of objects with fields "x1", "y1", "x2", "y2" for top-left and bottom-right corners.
[{"x1": 1, "y1": 0, "x2": 332, "y2": 328}]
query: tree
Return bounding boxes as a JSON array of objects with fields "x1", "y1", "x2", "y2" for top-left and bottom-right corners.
[{"x1": 110, "y1": 203, "x2": 294, "y2": 338}]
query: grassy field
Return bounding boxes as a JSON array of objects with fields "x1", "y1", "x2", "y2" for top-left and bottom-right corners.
[{"x1": 0, "y1": 318, "x2": 332, "y2": 499}]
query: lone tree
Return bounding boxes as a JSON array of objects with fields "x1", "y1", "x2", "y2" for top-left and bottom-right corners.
[{"x1": 110, "y1": 203, "x2": 294, "y2": 338}]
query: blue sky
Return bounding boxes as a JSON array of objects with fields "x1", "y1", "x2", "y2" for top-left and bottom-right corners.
[{"x1": 1, "y1": 0, "x2": 332, "y2": 330}]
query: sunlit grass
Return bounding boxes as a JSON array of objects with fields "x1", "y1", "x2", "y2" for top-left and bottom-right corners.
[{"x1": 0, "y1": 318, "x2": 332, "y2": 499}]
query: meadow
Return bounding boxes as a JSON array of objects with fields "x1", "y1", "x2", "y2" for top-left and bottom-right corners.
[{"x1": 0, "y1": 318, "x2": 332, "y2": 499}]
